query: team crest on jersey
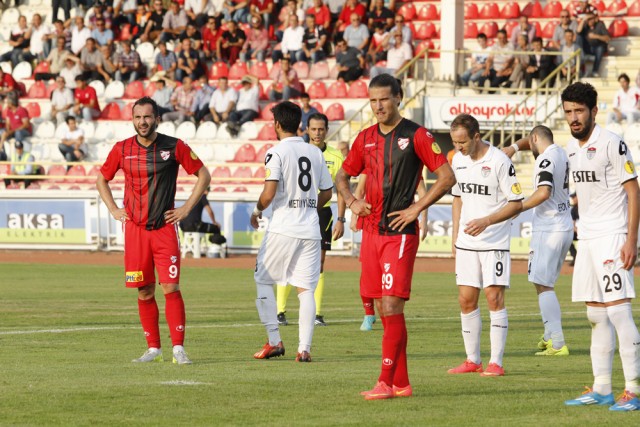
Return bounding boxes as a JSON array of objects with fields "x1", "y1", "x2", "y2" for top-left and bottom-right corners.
[
  {"x1": 586, "y1": 147, "x2": 596, "y2": 160},
  {"x1": 481, "y1": 166, "x2": 491, "y2": 178},
  {"x1": 432, "y1": 142, "x2": 441, "y2": 154},
  {"x1": 398, "y1": 137, "x2": 409, "y2": 150},
  {"x1": 160, "y1": 150, "x2": 171, "y2": 161},
  {"x1": 625, "y1": 161, "x2": 635, "y2": 174},
  {"x1": 171, "y1": 256, "x2": 177, "y2": 264},
  {"x1": 384, "y1": 263, "x2": 391, "y2": 273},
  {"x1": 603, "y1": 259, "x2": 615, "y2": 273},
  {"x1": 190, "y1": 150, "x2": 198, "y2": 160},
  {"x1": 382, "y1": 358, "x2": 394, "y2": 366},
  {"x1": 494, "y1": 251, "x2": 504, "y2": 260},
  {"x1": 265, "y1": 168, "x2": 271, "y2": 179},
  {"x1": 511, "y1": 183, "x2": 522, "y2": 195}
]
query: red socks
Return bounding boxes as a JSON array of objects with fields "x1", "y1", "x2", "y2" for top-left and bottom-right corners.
[
  {"x1": 362, "y1": 296, "x2": 375, "y2": 316},
  {"x1": 138, "y1": 297, "x2": 160, "y2": 348},
  {"x1": 378, "y1": 313, "x2": 409, "y2": 387},
  {"x1": 165, "y1": 290, "x2": 186, "y2": 346}
]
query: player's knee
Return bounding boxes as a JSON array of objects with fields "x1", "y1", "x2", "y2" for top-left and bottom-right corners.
[{"x1": 485, "y1": 289, "x2": 505, "y2": 311}]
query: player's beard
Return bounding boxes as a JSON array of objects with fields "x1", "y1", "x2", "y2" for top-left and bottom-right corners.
[
  {"x1": 569, "y1": 111, "x2": 594, "y2": 141},
  {"x1": 135, "y1": 120, "x2": 157, "y2": 139}
]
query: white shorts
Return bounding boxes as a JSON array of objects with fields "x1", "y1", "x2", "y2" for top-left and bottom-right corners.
[
  {"x1": 572, "y1": 234, "x2": 636, "y2": 303},
  {"x1": 455, "y1": 248, "x2": 511, "y2": 288},
  {"x1": 528, "y1": 230, "x2": 573, "y2": 287},
  {"x1": 254, "y1": 231, "x2": 321, "y2": 290}
]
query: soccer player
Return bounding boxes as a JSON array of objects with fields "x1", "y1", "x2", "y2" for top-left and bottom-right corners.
[
  {"x1": 96, "y1": 97, "x2": 211, "y2": 365},
  {"x1": 519, "y1": 125, "x2": 573, "y2": 356},
  {"x1": 276, "y1": 113, "x2": 346, "y2": 327},
  {"x1": 448, "y1": 113, "x2": 523, "y2": 377},
  {"x1": 507, "y1": 82, "x2": 640, "y2": 411},
  {"x1": 336, "y1": 74, "x2": 455, "y2": 399},
  {"x1": 252, "y1": 101, "x2": 333, "y2": 362}
]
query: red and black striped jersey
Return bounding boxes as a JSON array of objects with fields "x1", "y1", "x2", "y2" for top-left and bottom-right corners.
[
  {"x1": 342, "y1": 118, "x2": 447, "y2": 235},
  {"x1": 100, "y1": 133, "x2": 204, "y2": 230}
]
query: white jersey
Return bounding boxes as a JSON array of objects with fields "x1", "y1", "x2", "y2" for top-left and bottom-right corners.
[
  {"x1": 452, "y1": 143, "x2": 524, "y2": 251},
  {"x1": 531, "y1": 144, "x2": 573, "y2": 232},
  {"x1": 566, "y1": 124, "x2": 637, "y2": 240},
  {"x1": 264, "y1": 136, "x2": 333, "y2": 240}
]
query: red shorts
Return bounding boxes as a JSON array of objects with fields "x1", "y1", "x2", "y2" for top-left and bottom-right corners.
[
  {"x1": 123, "y1": 221, "x2": 181, "y2": 288},
  {"x1": 359, "y1": 230, "x2": 419, "y2": 300}
]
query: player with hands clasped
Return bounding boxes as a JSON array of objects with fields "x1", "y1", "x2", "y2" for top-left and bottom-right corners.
[{"x1": 448, "y1": 113, "x2": 523, "y2": 377}]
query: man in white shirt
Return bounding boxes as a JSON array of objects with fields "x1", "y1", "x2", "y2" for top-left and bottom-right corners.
[
  {"x1": 607, "y1": 73, "x2": 640, "y2": 125},
  {"x1": 58, "y1": 116, "x2": 87, "y2": 164},
  {"x1": 208, "y1": 77, "x2": 237, "y2": 126},
  {"x1": 369, "y1": 32, "x2": 411, "y2": 79},
  {"x1": 227, "y1": 75, "x2": 260, "y2": 137},
  {"x1": 23, "y1": 14, "x2": 50, "y2": 63},
  {"x1": 49, "y1": 76, "x2": 75, "y2": 124},
  {"x1": 71, "y1": 16, "x2": 92, "y2": 55},
  {"x1": 251, "y1": 101, "x2": 333, "y2": 362},
  {"x1": 478, "y1": 29, "x2": 514, "y2": 92},
  {"x1": 448, "y1": 113, "x2": 523, "y2": 377},
  {"x1": 459, "y1": 33, "x2": 490, "y2": 87},
  {"x1": 272, "y1": 14, "x2": 305, "y2": 64}
]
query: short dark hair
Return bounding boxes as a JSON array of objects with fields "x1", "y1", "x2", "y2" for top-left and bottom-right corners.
[
  {"x1": 300, "y1": 92, "x2": 310, "y2": 99},
  {"x1": 497, "y1": 29, "x2": 507, "y2": 37},
  {"x1": 65, "y1": 115, "x2": 76, "y2": 124},
  {"x1": 75, "y1": 75, "x2": 86, "y2": 81},
  {"x1": 477, "y1": 32, "x2": 487, "y2": 40},
  {"x1": 450, "y1": 113, "x2": 480, "y2": 138},
  {"x1": 529, "y1": 125, "x2": 554, "y2": 142},
  {"x1": 272, "y1": 101, "x2": 302, "y2": 134},
  {"x1": 619, "y1": 73, "x2": 630, "y2": 83},
  {"x1": 133, "y1": 96, "x2": 160, "y2": 118},
  {"x1": 564, "y1": 28, "x2": 575, "y2": 35},
  {"x1": 561, "y1": 82, "x2": 598, "y2": 110},
  {"x1": 369, "y1": 73, "x2": 402, "y2": 97},
  {"x1": 307, "y1": 112, "x2": 328, "y2": 129},
  {"x1": 532, "y1": 36, "x2": 543, "y2": 44}
]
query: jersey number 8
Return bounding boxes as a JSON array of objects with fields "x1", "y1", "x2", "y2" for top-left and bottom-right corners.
[{"x1": 298, "y1": 157, "x2": 311, "y2": 191}]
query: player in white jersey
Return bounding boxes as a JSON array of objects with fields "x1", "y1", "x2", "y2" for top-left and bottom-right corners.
[
  {"x1": 251, "y1": 101, "x2": 333, "y2": 362},
  {"x1": 521, "y1": 125, "x2": 573, "y2": 357},
  {"x1": 506, "y1": 82, "x2": 640, "y2": 411},
  {"x1": 448, "y1": 114, "x2": 523, "y2": 377}
]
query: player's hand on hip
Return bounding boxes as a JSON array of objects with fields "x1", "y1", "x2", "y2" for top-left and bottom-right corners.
[
  {"x1": 111, "y1": 208, "x2": 129, "y2": 223},
  {"x1": 349, "y1": 199, "x2": 372, "y2": 217},
  {"x1": 250, "y1": 212, "x2": 262, "y2": 229},
  {"x1": 464, "y1": 217, "x2": 490, "y2": 237},
  {"x1": 332, "y1": 221, "x2": 344, "y2": 240},
  {"x1": 388, "y1": 206, "x2": 419, "y2": 232},
  {"x1": 620, "y1": 239, "x2": 638, "y2": 270},
  {"x1": 164, "y1": 206, "x2": 189, "y2": 224}
]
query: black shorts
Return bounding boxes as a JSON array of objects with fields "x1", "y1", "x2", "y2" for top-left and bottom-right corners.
[{"x1": 318, "y1": 206, "x2": 333, "y2": 251}]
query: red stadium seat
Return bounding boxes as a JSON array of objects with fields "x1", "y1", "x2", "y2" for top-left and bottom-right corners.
[
  {"x1": 233, "y1": 143, "x2": 257, "y2": 162},
  {"x1": 522, "y1": 1, "x2": 543, "y2": 18},
  {"x1": 416, "y1": 22, "x2": 437, "y2": 40},
  {"x1": 47, "y1": 164, "x2": 67, "y2": 183},
  {"x1": 479, "y1": 2, "x2": 500, "y2": 19},
  {"x1": 397, "y1": 3, "x2": 416, "y2": 21},
  {"x1": 268, "y1": 61, "x2": 281, "y2": 79},
  {"x1": 249, "y1": 61, "x2": 269, "y2": 79},
  {"x1": 258, "y1": 82, "x2": 268, "y2": 101},
  {"x1": 608, "y1": 0, "x2": 628, "y2": 15},
  {"x1": 144, "y1": 82, "x2": 157, "y2": 97},
  {"x1": 211, "y1": 166, "x2": 231, "y2": 180},
  {"x1": 25, "y1": 102, "x2": 40, "y2": 119},
  {"x1": 256, "y1": 123, "x2": 277, "y2": 141},
  {"x1": 117, "y1": 23, "x2": 132, "y2": 41},
  {"x1": 234, "y1": 186, "x2": 248, "y2": 192},
  {"x1": 292, "y1": 61, "x2": 309, "y2": 79},
  {"x1": 307, "y1": 80, "x2": 327, "y2": 99},
  {"x1": 209, "y1": 61, "x2": 229, "y2": 79},
  {"x1": 503, "y1": 20, "x2": 519, "y2": 38},
  {"x1": 310, "y1": 102, "x2": 323, "y2": 114},
  {"x1": 99, "y1": 102, "x2": 122, "y2": 120},
  {"x1": 33, "y1": 61, "x2": 50, "y2": 76},
  {"x1": 46, "y1": 82, "x2": 56, "y2": 98},
  {"x1": 27, "y1": 81, "x2": 47, "y2": 98},
  {"x1": 464, "y1": 3, "x2": 478, "y2": 19},
  {"x1": 121, "y1": 102, "x2": 135, "y2": 120},
  {"x1": 232, "y1": 166, "x2": 253, "y2": 183},
  {"x1": 533, "y1": 21, "x2": 542, "y2": 37},
  {"x1": 347, "y1": 79, "x2": 368, "y2": 98},
  {"x1": 212, "y1": 186, "x2": 227, "y2": 192},
  {"x1": 609, "y1": 19, "x2": 629, "y2": 37},
  {"x1": 629, "y1": 0, "x2": 640, "y2": 16},
  {"x1": 415, "y1": 40, "x2": 437, "y2": 58},
  {"x1": 253, "y1": 167, "x2": 265, "y2": 179},
  {"x1": 543, "y1": 1, "x2": 562, "y2": 18},
  {"x1": 327, "y1": 81, "x2": 347, "y2": 98},
  {"x1": 260, "y1": 102, "x2": 278, "y2": 120},
  {"x1": 542, "y1": 21, "x2": 559, "y2": 39},
  {"x1": 501, "y1": 1, "x2": 520, "y2": 19},
  {"x1": 565, "y1": 1, "x2": 580, "y2": 17},
  {"x1": 417, "y1": 4, "x2": 439, "y2": 21},
  {"x1": 66, "y1": 165, "x2": 88, "y2": 183},
  {"x1": 479, "y1": 22, "x2": 499, "y2": 39},
  {"x1": 592, "y1": 0, "x2": 606, "y2": 13},
  {"x1": 87, "y1": 165, "x2": 102, "y2": 178},
  {"x1": 464, "y1": 22, "x2": 478, "y2": 39},
  {"x1": 228, "y1": 61, "x2": 248, "y2": 80},
  {"x1": 308, "y1": 60, "x2": 330, "y2": 79},
  {"x1": 325, "y1": 103, "x2": 344, "y2": 121},
  {"x1": 124, "y1": 81, "x2": 144, "y2": 99},
  {"x1": 255, "y1": 143, "x2": 274, "y2": 163}
]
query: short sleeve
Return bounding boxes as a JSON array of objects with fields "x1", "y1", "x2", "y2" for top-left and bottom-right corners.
[
  {"x1": 341, "y1": 132, "x2": 365, "y2": 177},
  {"x1": 175, "y1": 139, "x2": 204, "y2": 175},
  {"x1": 450, "y1": 153, "x2": 461, "y2": 197},
  {"x1": 319, "y1": 152, "x2": 333, "y2": 191},
  {"x1": 413, "y1": 127, "x2": 448, "y2": 173},
  {"x1": 497, "y1": 157, "x2": 524, "y2": 201},
  {"x1": 264, "y1": 148, "x2": 281, "y2": 182},
  {"x1": 609, "y1": 138, "x2": 638, "y2": 185},
  {"x1": 100, "y1": 142, "x2": 122, "y2": 181},
  {"x1": 536, "y1": 157, "x2": 554, "y2": 188}
]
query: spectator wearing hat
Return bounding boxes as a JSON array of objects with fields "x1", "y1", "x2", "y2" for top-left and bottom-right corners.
[
  {"x1": 70, "y1": 75, "x2": 101, "y2": 122},
  {"x1": 227, "y1": 75, "x2": 260, "y2": 137},
  {"x1": 241, "y1": 15, "x2": 269, "y2": 63},
  {"x1": 58, "y1": 116, "x2": 87, "y2": 167},
  {"x1": 5, "y1": 140, "x2": 40, "y2": 189},
  {"x1": 0, "y1": 96, "x2": 32, "y2": 147}
]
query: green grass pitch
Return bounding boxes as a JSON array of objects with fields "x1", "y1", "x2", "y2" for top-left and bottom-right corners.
[{"x1": 1, "y1": 262, "x2": 639, "y2": 426}]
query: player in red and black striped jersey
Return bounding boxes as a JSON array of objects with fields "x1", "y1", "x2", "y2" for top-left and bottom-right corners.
[
  {"x1": 97, "y1": 97, "x2": 211, "y2": 365},
  {"x1": 336, "y1": 74, "x2": 456, "y2": 400}
]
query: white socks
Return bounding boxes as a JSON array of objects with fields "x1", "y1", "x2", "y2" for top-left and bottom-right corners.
[
  {"x1": 489, "y1": 309, "x2": 508, "y2": 367},
  {"x1": 297, "y1": 289, "x2": 315, "y2": 353},
  {"x1": 538, "y1": 291, "x2": 565, "y2": 349},
  {"x1": 460, "y1": 308, "x2": 481, "y2": 364},
  {"x1": 256, "y1": 284, "x2": 281, "y2": 346},
  {"x1": 607, "y1": 303, "x2": 640, "y2": 394},
  {"x1": 587, "y1": 306, "x2": 615, "y2": 396}
]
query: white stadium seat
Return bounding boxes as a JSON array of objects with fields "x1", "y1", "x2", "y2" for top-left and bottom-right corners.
[
  {"x1": 12, "y1": 61, "x2": 32, "y2": 81},
  {"x1": 195, "y1": 121, "x2": 217, "y2": 140},
  {"x1": 176, "y1": 121, "x2": 196, "y2": 140},
  {"x1": 0, "y1": 8, "x2": 20, "y2": 26},
  {"x1": 157, "y1": 121, "x2": 176, "y2": 137},
  {"x1": 95, "y1": 121, "x2": 115, "y2": 141},
  {"x1": 89, "y1": 80, "x2": 105, "y2": 98},
  {"x1": 104, "y1": 80, "x2": 125, "y2": 100}
]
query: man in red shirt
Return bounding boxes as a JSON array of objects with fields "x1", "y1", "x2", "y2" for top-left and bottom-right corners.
[
  {"x1": 336, "y1": 0, "x2": 367, "y2": 33},
  {"x1": 96, "y1": 97, "x2": 211, "y2": 364},
  {"x1": 336, "y1": 74, "x2": 456, "y2": 399},
  {"x1": 0, "y1": 68, "x2": 20, "y2": 100},
  {"x1": 306, "y1": 0, "x2": 331, "y2": 31},
  {"x1": 71, "y1": 75, "x2": 101, "y2": 121},
  {"x1": 0, "y1": 95, "x2": 32, "y2": 147}
]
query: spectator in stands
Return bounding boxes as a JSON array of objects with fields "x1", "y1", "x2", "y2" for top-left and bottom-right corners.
[
  {"x1": 550, "y1": 10, "x2": 579, "y2": 50},
  {"x1": 503, "y1": 33, "x2": 530, "y2": 90},
  {"x1": 250, "y1": 0, "x2": 275, "y2": 33},
  {"x1": 241, "y1": 15, "x2": 269, "y2": 63},
  {"x1": 99, "y1": 44, "x2": 117, "y2": 81},
  {"x1": 276, "y1": 0, "x2": 305, "y2": 42},
  {"x1": 574, "y1": 0, "x2": 597, "y2": 18},
  {"x1": 272, "y1": 14, "x2": 304, "y2": 63},
  {"x1": 223, "y1": 0, "x2": 250, "y2": 24},
  {"x1": 578, "y1": 11, "x2": 609, "y2": 77},
  {"x1": 389, "y1": 13, "x2": 412, "y2": 47},
  {"x1": 217, "y1": 20, "x2": 246, "y2": 65},
  {"x1": 178, "y1": 23, "x2": 203, "y2": 47},
  {"x1": 71, "y1": 16, "x2": 92, "y2": 56},
  {"x1": 113, "y1": 0, "x2": 138, "y2": 29},
  {"x1": 336, "y1": 0, "x2": 367, "y2": 36},
  {"x1": 49, "y1": 76, "x2": 74, "y2": 124},
  {"x1": 268, "y1": 57, "x2": 303, "y2": 100},
  {"x1": 140, "y1": 0, "x2": 166, "y2": 43},
  {"x1": 91, "y1": 17, "x2": 114, "y2": 47},
  {"x1": 524, "y1": 36, "x2": 556, "y2": 89},
  {"x1": 299, "y1": 14, "x2": 328, "y2": 64},
  {"x1": 22, "y1": 14, "x2": 50, "y2": 63},
  {"x1": 115, "y1": 40, "x2": 143, "y2": 84},
  {"x1": 208, "y1": 76, "x2": 237, "y2": 126},
  {"x1": 58, "y1": 116, "x2": 87, "y2": 166},
  {"x1": 131, "y1": 3, "x2": 151, "y2": 43},
  {"x1": 86, "y1": 3, "x2": 113, "y2": 31},
  {"x1": 163, "y1": 76, "x2": 196, "y2": 124},
  {"x1": 152, "y1": 41, "x2": 178, "y2": 81},
  {"x1": 80, "y1": 38, "x2": 110, "y2": 82},
  {"x1": 52, "y1": 0, "x2": 71, "y2": 22},
  {"x1": 35, "y1": 36, "x2": 73, "y2": 82},
  {"x1": 335, "y1": 37, "x2": 364, "y2": 83},
  {"x1": 0, "y1": 68, "x2": 21, "y2": 100},
  {"x1": 306, "y1": 0, "x2": 331, "y2": 32},
  {"x1": 185, "y1": 0, "x2": 214, "y2": 28},
  {"x1": 151, "y1": 77, "x2": 175, "y2": 116},
  {"x1": 479, "y1": 29, "x2": 514, "y2": 93},
  {"x1": 70, "y1": 75, "x2": 100, "y2": 122},
  {"x1": 5, "y1": 141, "x2": 39, "y2": 189},
  {"x1": 0, "y1": 15, "x2": 30, "y2": 68},
  {"x1": 176, "y1": 38, "x2": 205, "y2": 81},
  {"x1": 159, "y1": 1, "x2": 188, "y2": 44},
  {"x1": 458, "y1": 33, "x2": 490, "y2": 87},
  {"x1": 509, "y1": 15, "x2": 536, "y2": 47},
  {"x1": 202, "y1": 16, "x2": 223, "y2": 63},
  {"x1": 60, "y1": 56, "x2": 82, "y2": 89},
  {"x1": 227, "y1": 75, "x2": 260, "y2": 137},
  {"x1": 0, "y1": 96, "x2": 32, "y2": 147},
  {"x1": 47, "y1": 20, "x2": 71, "y2": 54},
  {"x1": 191, "y1": 74, "x2": 215, "y2": 125},
  {"x1": 560, "y1": 30, "x2": 582, "y2": 81},
  {"x1": 343, "y1": 13, "x2": 369, "y2": 53},
  {"x1": 366, "y1": 22, "x2": 390, "y2": 66},
  {"x1": 607, "y1": 73, "x2": 640, "y2": 125},
  {"x1": 602, "y1": 0, "x2": 629, "y2": 17},
  {"x1": 367, "y1": 0, "x2": 394, "y2": 32},
  {"x1": 298, "y1": 92, "x2": 319, "y2": 142},
  {"x1": 369, "y1": 32, "x2": 411, "y2": 79}
]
